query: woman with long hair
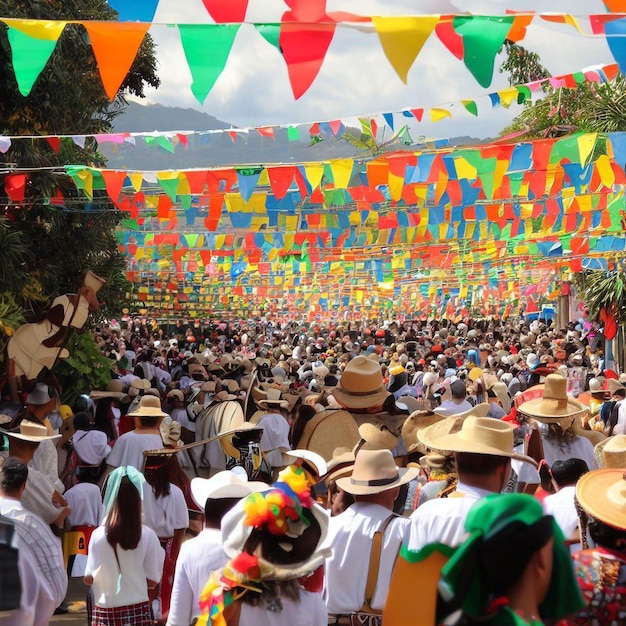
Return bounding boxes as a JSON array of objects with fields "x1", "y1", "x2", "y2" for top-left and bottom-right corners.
[
  {"x1": 142, "y1": 450, "x2": 190, "y2": 624},
  {"x1": 84, "y1": 466, "x2": 164, "y2": 626}
]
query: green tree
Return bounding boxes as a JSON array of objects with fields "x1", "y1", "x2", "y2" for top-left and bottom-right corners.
[
  {"x1": 0, "y1": 0, "x2": 159, "y2": 379},
  {"x1": 500, "y1": 41, "x2": 551, "y2": 87}
]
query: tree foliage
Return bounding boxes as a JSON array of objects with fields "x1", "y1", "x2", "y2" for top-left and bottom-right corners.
[
  {"x1": 500, "y1": 41, "x2": 551, "y2": 87},
  {"x1": 0, "y1": 1, "x2": 159, "y2": 319},
  {"x1": 0, "y1": 0, "x2": 159, "y2": 382},
  {"x1": 572, "y1": 269, "x2": 626, "y2": 325}
]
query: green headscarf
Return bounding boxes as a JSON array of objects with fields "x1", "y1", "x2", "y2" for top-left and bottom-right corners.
[{"x1": 439, "y1": 493, "x2": 584, "y2": 622}]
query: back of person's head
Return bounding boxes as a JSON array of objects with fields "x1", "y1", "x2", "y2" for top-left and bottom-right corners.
[
  {"x1": 613, "y1": 388, "x2": 626, "y2": 400},
  {"x1": 450, "y1": 380, "x2": 467, "y2": 400},
  {"x1": 0, "y1": 457, "x2": 28, "y2": 496},
  {"x1": 139, "y1": 415, "x2": 160, "y2": 428},
  {"x1": 587, "y1": 516, "x2": 626, "y2": 552},
  {"x1": 72, "y1": 411, "x2": 92, "y2": 431},
  {"x1": 105, "y1": 474, "x2": 142, "y2": 551},
  {"x1": 455, "y1": 452, "x2": 510, "y2": 477},
  {"x1": 551, "y1": 458, "x2": 588, "y2": 488},
  {"x1": 204, "y1": 497, "x2": 240, "y2": 528}
]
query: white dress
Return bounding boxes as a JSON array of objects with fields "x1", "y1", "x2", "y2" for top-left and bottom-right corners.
[
  {"x1": 142, "y1": 483, "x2": 189, "y2": 538},
  {"x1": 106, "y1": 431, "x2": 164, "y2": 470}
]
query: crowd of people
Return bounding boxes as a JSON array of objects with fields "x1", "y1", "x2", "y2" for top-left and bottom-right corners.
[{"x1": 0, "y1": 312, "x2": 625, "y2": 626}]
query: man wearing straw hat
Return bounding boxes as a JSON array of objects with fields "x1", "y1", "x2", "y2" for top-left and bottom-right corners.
[
  {"x1": 407, "y1": 416, "x2": 536, "y2": 550},
  {"x1": 325, "y1": 449, "x2": 419, "y2": 623},
  {"x1": 105, "y1": 395, "x2": 168, "y2": 472}
]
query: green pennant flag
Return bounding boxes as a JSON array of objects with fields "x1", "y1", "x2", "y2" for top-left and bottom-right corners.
[
  {"x1": 7, "y1": 21, "x2": 66, "y2": 96},
  {"x1": 178, "y1": 24, "x2": 240, "y2": 104},
  {"x1": 453, "y1": 16, "x2": 515, "y2": 88},
  {"x1": 255, "y1": 23, "x2": 281, "y2": 52},
  {"x1": 461, "y1": 99, "x2": 478, "y2": 116}
]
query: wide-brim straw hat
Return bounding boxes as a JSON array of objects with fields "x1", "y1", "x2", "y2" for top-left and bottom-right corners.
[
  {"x1": 0, "y1": 420, "x2": 60, "y2": 442},
  {"x1": 332, "y1": 355, "x2": 390, "y2": 410},
  {"x1": 358, "y1": 422, "x2": 399, "y2": 451},
  {"x1": 127, "y1": 395, "x2": 169, "y2": 418},
  {"x1": 607, "y1": 379, "x2": 626, "y2": 395},
  {"x1": 517, "y1": 374, "x2": 587, "y2": 423},
  {"x1": 576, "y1": 469, "x2": 626, "y2": 530},
  {"x1": 419, "y1": 415, "x2": 536, "y2": 466},
  {"x1": 322, "y1": 447, "x2": 356, "y2": 486},
  {"x1": 433, "y1": 402, "x2": 492, "y2": 420},
  {"x1": 402, "y1": 410, "x2": 448, "y2": 454},
  {"x1": 594, "y1": 435, "x2": 626, "y2": 469},
  {"x1": 90, "y1": 378, "x2": 130, "y2": 403},
  {"x1": 257, "y1": 387, "x2": 289, "y2": 409},
  {"x1": 336, "y1": 449, "x2": 419, "y2": 495}
]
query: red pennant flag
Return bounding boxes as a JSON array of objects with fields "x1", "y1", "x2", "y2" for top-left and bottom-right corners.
[
  {"x1": 184, "y1": 170, "x2": 209, "y2": 194},
  {"x1": 47, "y1": 137, "x2": 61, "y2": 153},
  {"x1": 257, "y1": 127, "x2": 275, "y2": 139},
  {"x1": 411, "y1": 108, "x2": 424, "y2": 122},
  {"x1": 435, "y1": 17, "x2": 464, "y2": 60},
  {"x1": 4, "y1": 174, "x2": 26, "y2": 202},
  {"x1": 201, "y1": 0, "x2": 249, "y2": 23},
  {"x1": 101, "y1": 170, "x2": 127, "y2": 204},
  {"x1": 268, "y1": 166, "x2": 297, "y2": 200}
]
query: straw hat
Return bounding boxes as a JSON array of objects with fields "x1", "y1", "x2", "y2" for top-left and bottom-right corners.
[
  {"x1": 220, "y1": 423, "x2": 264, "y2": 459},
  {"x1": 332, "y1": 355, "x2": 390, "y2": 410},
  {"x1": 594, "y1": 435, "x2": 626, "y2": 469},
  {"x1": 165, "y1": 389, "x2": 185, "y2": 403},
  {"x1": 159, "y1": 417, "x2": 182, "y2": 447},
  {"x1": 358, "y1": 422, "x2": 399, "y2": 451},
  {"x1": 419, "y1": 415, "x2": 536, "y2": 466},
  {"x1": 402, "y1": 410, "x2": 447, "y2": 454},
  {"x1": 0, "y1": 420, "x2": 60, "y2": 442},
  {"x1": 468, "y1": 367, "x2": 483, "y2": 382},
  {"x1": 283, "y1": 449, "x2": 328, "y2": 482},
  {"x1": 607, "y1": 379, "x2": 626, "y2": 395},
  {"x1": 214, "y1": 390, "x2": 238, "y2": 402},
  {"x1": 257, "y1": 387, "x2": 288, "y2": 410},
  {"x1": 127, "y1": 395, "x2": 168, "y2": 418},
  {"x1": 336, "y1": 449, "x2": 419, "y2": 495},
  {"x1": 90, "y1": 379, "x2": 130, "y2": 403},
  {"x1": 323, "y1": 447, "x2": 356, "y2": 486},
  {"x1": 576, "y1": 469, "x2": 626, "y2": 530},
  {"x1": 395, "y1": 396, "x2": 421, "y2": 414},
  {"x1": 190, "y1": 470, "x2": 267, "y2": 508},
  {"x1": 517, "y1": 374, "x2": 587, "y2": 422}
]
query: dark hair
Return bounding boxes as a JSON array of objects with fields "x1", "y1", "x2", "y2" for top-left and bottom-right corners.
[
  {"x1": 450, "y1": 380, "x2": 467, "y2": 400},
  {"x1": 588, "y1": 516, "x2": 626, "y2": 551},
  {"x1": 72, "y1": 411, "x2": 92, "y2": 432},
  {"x1": 106, "y1": 476, "x2": 142, "y2": 551},
  {"x1": 550, "y1": 458, "x2": 588, "y2": 487},
  {"x1": 204, "y1": 497, "x2": 240, "y2": 528},
  {"x1": 289, "y1": 404, "x2": 316, "y2": 447},
  {"x1": 456, "y1": 452, "x2": 510, "y2": 476},
  {"x1": 613, "y1": 388, "x2": 626, "y2": 400},
  {"x1": 94, "y1": 399, "x2": 116, "y2": 441},
  {"x1": 139, "y1": 415, "x2": 160, "y2": 428},
  {"x1": 0, "y1": 457, "x2": 28, "y2": 494},
  {"x1": 144, "y1": 456, "x2": 173, "y2": 499}
]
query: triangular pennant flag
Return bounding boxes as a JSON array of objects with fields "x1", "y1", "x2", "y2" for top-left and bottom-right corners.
[
  {"x1": 411, "y1": 108, "x2": 424, "y2": 122},
  {"x1": 604, "y1": 0, "x2": 626, "y2": 10},
  {"x1": 201, "y1": 0, "x2": 249, "y2": 23},
  {"x1": 605, "y1": 18, "x2": 626, "y2": 76},
  {"x1": 178, "y1": 24, "x2": 240, "y2": 104},
  {"x1": 383, "y1": 113, "x2": 395, "y2": 130},
  {"x1": 435, "y1": 17, "x2": 464, "y2": 60},
  {"x1": 461, "y1": 99, "x2": 478, "y2": 116},
  {"x1": 279, "y1": 21, "x2": 336, "y2": 99},
  {"x1": 453, "y1": 16, "x2": 514, "y2": 88},
  {"x1": 107, "y1": 0, "x2": 159, "y2": 21},
  {"x1": 6, "y1": 20, "x2": 66, "y2": 96},
  {"x1": 47, "y1": 137, "x2": 61, "y2": 153},
  {"x1": 84, "y1": 22, "x2": 150, "y2": 99},
  {"x1": 372, "y1": 16, "x2": 438, "y2": 83},
  {"x1": 430, "y1": 108, "x2": 452, "y2": 122},
  {"x1": 255, "y1": 24, "x2": 281, "y2": 52},
  {"x1": 101, "y1": 170, "x2": 127, "y2": 204},
  {"x1": 236, "y1": 168, "x2": 262, "y2": 201},
  {"x1": 268, "y1": 166, "x2": 297, "y2": 200}
]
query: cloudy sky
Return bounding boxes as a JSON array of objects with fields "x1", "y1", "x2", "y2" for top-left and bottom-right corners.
[{"x1": 137, "y1": 0, "x2": 613, "y2": 140}]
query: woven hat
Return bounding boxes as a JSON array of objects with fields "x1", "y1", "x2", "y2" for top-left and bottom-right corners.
[
  {"x1": 607, "y1": 379, "x2": 626, "y2": 395},
  {"x1": 332, "y1": 355, "x2": 390, "y2": 410},
  {"x1": 358, "y1": 422, "x2": 399, "y2": 451},
  {"x1": 90, "y1": 379, "x2": 130, "y2": 402},
  {"x1": 190, "y1": 470, "x2": 267, "y2": 508},
  {"x1": 0, "y1": 420, "x2": 60, "y2": 442},
  {"x1": 215, "y1": 390, "x2": 238, "y2": 402},
  {"x1": 419, "y1": 415, "x2": 536, "y2": 466},
  {"x1": 127, "y1": 395, "x2": 168, "y2": 418},
  {"x1": 576, "y1": 469, "x2": 626, "y2": 530},
  {"x1": 517, "y1": 374, "x2": 587, "y2": 422},
  {"x1": 402, "y1": 410, "x2": 447, "y2": 454},
  {"x1": 395, "y1": 396, "x2": 421, "y2": 414},
  {"x1": 166, "y1": 389, "x2": 185, "y2": 403},
  {"x1": 468, "y1": 367, "x2": 483, "y2": 382},
  {"x1": 595, "y1": 435, "x2": 626, "y2": 469},
  {"x1": 336, "y1": 449, "x2": 419, "y2": 495},
  {"x1": 323, "y1": 447, "x2": 356, "y2": 486},
  {"x1": 257, "y1": 388, "x2": 288, "y2": 410}
]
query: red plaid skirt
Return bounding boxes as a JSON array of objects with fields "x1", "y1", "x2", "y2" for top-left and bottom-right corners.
[{"x1": 91, "y1": 601, "x2": 152, "y2": 626}]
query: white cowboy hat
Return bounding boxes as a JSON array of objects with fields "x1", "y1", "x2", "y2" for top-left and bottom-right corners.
[
  {"x1": 336, "y1": 449, "x2": 419, "y2": 495},
  {"x1": 283, "y1": 449, "x2": 328, "y2": 482},
  {"x1": 190, "y1": 469, "x2": 267, "y2": 508}
]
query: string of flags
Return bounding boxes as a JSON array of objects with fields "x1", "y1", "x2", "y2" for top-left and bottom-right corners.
[{"x1": 4, "y1": 12, "x2": 626, "y2": 103}]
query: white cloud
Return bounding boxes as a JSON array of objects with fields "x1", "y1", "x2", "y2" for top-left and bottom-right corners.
[{"x1": 134, "y1": 0, "x2": 612, "y2": 141}]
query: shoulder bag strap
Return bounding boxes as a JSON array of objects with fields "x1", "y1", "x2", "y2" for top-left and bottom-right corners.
[{"x1": 360, "y1": 513, "x2": 397, "y2": 614}]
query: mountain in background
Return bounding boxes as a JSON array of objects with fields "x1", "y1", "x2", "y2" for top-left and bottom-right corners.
[{"x1": 101, "y1": 101, "x2": 485, "y2": 170}]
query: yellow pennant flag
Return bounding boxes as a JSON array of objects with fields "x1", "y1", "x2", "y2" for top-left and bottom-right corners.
[
  {"x1": 577, "y1": 133, "x2": 597, "y2": 167},
  {"x1": 430, "y1": 108, "x2": 452, "y2": 123},
  {"x1": 329, "y1": 159, "x2": 353, "y2": 189},
  {"x1": 304, "y1": 163, "x2": 325, "y2": 190},
  {"x1": 372, "y1": 16, "x2": 439, "y2": 84}
]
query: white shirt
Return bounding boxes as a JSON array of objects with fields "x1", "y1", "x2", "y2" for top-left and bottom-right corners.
[
  {"x1": 31, "y1": 438, "x2": 64, "y2": 493},
  {"x1": 436, "y1": 399, "x2": 473, "y2": 416},
  {"x1": 324, "y1": 502, "x2": 409, "y2": 614},
  {"x1": 255, "y1": 413, "x2": 291, "y2": 468},
  {"x1": 543, "y1": 485, "x2": 580, "y2": 540},
  {"x1": 171, "y1": 406, "x2": 195, "y2": 433},
  {"x1": 142, "y1": 483, "x2": 189, "y2": 538},
  {"x1": 73, "y1": 429, "x2": 111, "y2": 465},
  {"x1": 106, "y1": 431, "x2": 164, "y2": 470},
  {"x1": 85, "y1": 524, "x2": 164, "y2": 608},
  {"x1": 407, "y1": 482, "x2": 494, "y2": 550},
  {"x1": 65, "y1": 482, "x2": 103, "y2": 527},
  {"x1": 541, "y1": 435, "x2": 596, "y2": 470},
  {"x1": 166, "y1": 528, "x2": 228, "y2": 626},
  {"x1": 240, "y1": 590, "x2": 327, "y2": 626},
  {"x1": 0, "y1": 497, "x2": 67, "y2": 625},
  {"x1": 613, "y1": 399, "x2": 626, "y2": 434},
  {"x1": 21, "y1": 465, "x2": 60, "y2": 525}
]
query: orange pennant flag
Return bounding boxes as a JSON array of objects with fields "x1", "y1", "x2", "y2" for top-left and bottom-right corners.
[
  {"x1": 372, "y1": 16, "x2": 438, "y2": 83},
  {"x1": 84, "y1": 22, "x2": 150, "y2": 100}
]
